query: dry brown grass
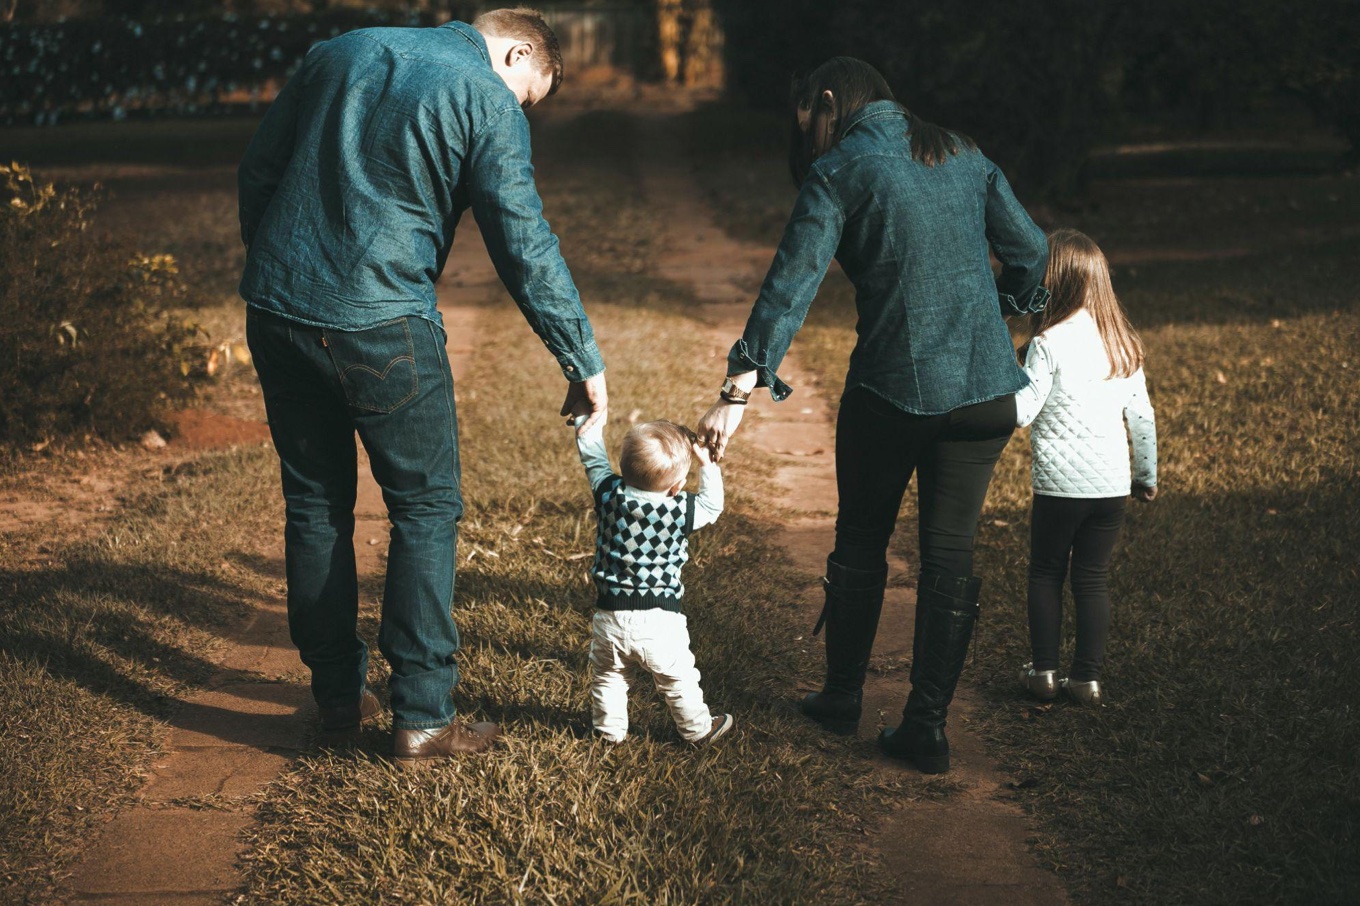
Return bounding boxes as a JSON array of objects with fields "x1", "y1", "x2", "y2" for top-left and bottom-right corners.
[
  {"x1": 0, "y1": 446, "x2": 284, "y2": 902},
  {"x1": 235, "y1": 284, "x2": 935, "y2": 904}
]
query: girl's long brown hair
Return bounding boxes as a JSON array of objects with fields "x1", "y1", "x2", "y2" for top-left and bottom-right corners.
[{"x1": 1032, "y1": 229, "x2": 1145, "y2": 379}]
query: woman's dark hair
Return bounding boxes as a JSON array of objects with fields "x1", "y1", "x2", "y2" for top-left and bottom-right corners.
[{"x1": 788, "y1": 56, "x2": 975, "y2": 186}]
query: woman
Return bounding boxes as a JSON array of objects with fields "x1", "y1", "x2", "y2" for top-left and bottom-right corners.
[{"x1": 697, "y1": 57, "x2": 1049, "y2": 774}]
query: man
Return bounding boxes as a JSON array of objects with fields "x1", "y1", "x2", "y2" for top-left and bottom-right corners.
[{"x1": 238, "y1": 8, "x2": 607, "y2": 767}]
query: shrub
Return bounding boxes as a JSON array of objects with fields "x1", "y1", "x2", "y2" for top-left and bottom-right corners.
[{"x1": 0, "y1": 163, "x2": 202, "y2": 447}]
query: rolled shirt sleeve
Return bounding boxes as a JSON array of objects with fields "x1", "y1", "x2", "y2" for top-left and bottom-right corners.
[
  {"x1": 467, "y1": 105, "x2": 605, "y2": 381},
  {"x1": 728, "y1": 167, "x2": 846, "y2": 401},
  {"x1": 984, "y1": 157, "x2": 1050, "y2": 316}
]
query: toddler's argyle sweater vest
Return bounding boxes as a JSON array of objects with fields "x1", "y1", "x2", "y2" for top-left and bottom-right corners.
[{"x1": 591, "y1": 475, "x2": 697, "y2": 612}]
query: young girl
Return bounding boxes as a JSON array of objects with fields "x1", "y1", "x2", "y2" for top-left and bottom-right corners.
[{"x1": 1015, "y1": 229, "x2": 1158, "y2": 706}]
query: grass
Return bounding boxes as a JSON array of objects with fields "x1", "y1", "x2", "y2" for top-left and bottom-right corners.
[
  {"x1": 0, "y1": 116, "x2": 276, "y2": 899},
  {"x1": 682, "y1": 101, "x2": 1360, "y2": 903},
  {"x1": 0, "y1": 446, "x2": 283, "y2": 903},
  {"x1": 237, "y1": 301, "x2": 908, "y2": 905}
]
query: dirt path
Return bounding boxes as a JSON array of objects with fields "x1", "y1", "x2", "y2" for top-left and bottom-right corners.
[
  {"x1": 634, "y1": 109, "x2": 1069, "y2": 905},
  {"x1": 58, "y1": 239, "x2": 494, "y2": 906}
]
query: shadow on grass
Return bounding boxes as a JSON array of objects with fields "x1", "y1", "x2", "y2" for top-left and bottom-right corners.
[{"x1": 0, "y1": 555, "x2": 269, "y2": 718}]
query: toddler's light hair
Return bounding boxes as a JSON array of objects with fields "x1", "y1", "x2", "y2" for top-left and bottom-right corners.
[{"x1": 620, "y1": 420, "x2": 695, "y2": 493}]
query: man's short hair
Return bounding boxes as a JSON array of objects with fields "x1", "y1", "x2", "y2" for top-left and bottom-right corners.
[
  {"x1": 620, "y1": 421, "x2": 694, "y2": 493},
  {"x1": 473, "y1": 7, "x2": 564, "y2": 96}
]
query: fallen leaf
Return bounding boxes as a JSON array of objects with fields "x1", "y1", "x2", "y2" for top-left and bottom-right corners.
[{"x1": 1214, "y1": 370, "x2": 1228, "y2": 384}]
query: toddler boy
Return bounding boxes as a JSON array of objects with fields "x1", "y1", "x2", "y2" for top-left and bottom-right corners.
[{"x1": 574, "y1": 416, "x2": 733, "y2": 745}]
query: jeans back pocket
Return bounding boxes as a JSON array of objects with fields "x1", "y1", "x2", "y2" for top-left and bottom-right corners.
[{"x1": 325, "y1": 318, "x2": 419, "y2": 414}]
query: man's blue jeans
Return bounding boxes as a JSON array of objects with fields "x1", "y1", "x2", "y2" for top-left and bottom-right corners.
[{"x1": 247, "y1": 308, "x2": 461, "y2": 730}]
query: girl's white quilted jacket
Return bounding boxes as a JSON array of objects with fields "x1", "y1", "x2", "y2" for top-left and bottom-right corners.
[{"x1": 1015, "y1": 309, "x2": 1158, "y2": 498}]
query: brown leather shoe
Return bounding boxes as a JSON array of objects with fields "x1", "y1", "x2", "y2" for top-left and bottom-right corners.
[
  {"x1": 319, "y1": 688, "x2": 382, "y2": 732},
  {"x1": 393, "y1": 720, "x2": 501, "y2": 769}
]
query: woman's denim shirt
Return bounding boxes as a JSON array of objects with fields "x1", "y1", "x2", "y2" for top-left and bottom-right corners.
[
  {"x1": 730, "y1": 100, "x2": 1049, "y2": 414},
  {"x1": 238, "y1": 21, "x2": 602, "y2": 380}
]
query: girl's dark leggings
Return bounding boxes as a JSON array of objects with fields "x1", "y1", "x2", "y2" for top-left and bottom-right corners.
[
  {"x1": 1027, "y1": 494, "x2": 1126, "y2": 681},
  {"x1": 831, "y1": 387, "x2": 1015, "y2": 578}
]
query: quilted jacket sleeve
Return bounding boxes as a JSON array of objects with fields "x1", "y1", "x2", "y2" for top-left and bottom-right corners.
[
  {"x1": 1015, "y1": 335, "x2": 1056, "y2": 428},
  {"x1": 1124, "y1": 368, "x2": 1158, "y2": 487}
]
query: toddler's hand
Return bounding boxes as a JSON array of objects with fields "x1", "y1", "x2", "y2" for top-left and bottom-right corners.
[
  {"x1": 692, "y1": 441, "x2": 714, "y2": 467},
  {"x1": 1132, "y1": 483, "x2": 1158, "y2": 502}
]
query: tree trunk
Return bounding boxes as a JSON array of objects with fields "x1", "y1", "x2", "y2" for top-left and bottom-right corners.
[{"x1": 656, "y1": 0, "x2": 683, "y2": 83}]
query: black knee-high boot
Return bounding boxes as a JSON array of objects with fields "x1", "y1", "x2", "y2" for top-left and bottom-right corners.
[
  {"x1": 878, "y1": 572, "x2": 980, "y2": 773},
  {"x1": 798, "y1": 556, "x2": 888, "y2": 734}
]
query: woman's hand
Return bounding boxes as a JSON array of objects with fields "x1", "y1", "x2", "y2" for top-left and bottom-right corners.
[{"x1": 697, "y1": 400, "x2": 746, "y2": 462}]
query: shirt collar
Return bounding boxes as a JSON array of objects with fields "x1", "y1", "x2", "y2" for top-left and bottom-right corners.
[
  {"x1": 625, "y1": 485, "x2": 679, "y2": 504},
  {"x1": 841, "y1": 99, "x2": 907, "y2": 137},
  {"x1": 440, "y1": 20, "x2": 490, "y2": 65}
]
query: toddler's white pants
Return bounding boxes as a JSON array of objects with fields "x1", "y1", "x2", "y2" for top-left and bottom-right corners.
[{"x1": 589, "y1": 609, "x2": 712, "y2": 743}]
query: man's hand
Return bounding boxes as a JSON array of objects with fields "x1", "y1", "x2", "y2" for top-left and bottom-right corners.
[
  {"x1": 561, "y1": 372, "x2": 608, "y2": 436},
  {"x1": 1132, "y1": 483, "x2": 1158, "y2": 502}
]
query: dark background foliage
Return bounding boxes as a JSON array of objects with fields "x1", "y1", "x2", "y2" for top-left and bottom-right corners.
[
  {"x1": 4, "y1": 0, "x2": 1357, "y2": 196},
  {"x1": 712, "y1": 0, "x2": 1360, "y2": 197}
]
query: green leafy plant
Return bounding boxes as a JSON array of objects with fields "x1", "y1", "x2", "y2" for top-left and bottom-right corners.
[{"x1": 0, "y1": 162, "x2": 203, "y2": 447}]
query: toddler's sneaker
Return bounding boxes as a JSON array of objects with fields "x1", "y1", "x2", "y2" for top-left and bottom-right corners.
[
  {"x1": 1061, "y1": 677, "x2": 1103, "y2": 707},
  {"x1": 1018, "y1": 663, "x2": 1058, "y2": 702},
  {"x1": 694, "y1": 713, "x2": 735, "y2": 746}
]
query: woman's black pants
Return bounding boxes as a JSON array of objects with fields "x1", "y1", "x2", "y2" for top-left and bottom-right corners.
[
  {"x1": 1027, "y1": 494, "x2": 1126, "y2": 681},
  {"x1": 831, "y1": 387, "x2": 1015, "y2": 578}
]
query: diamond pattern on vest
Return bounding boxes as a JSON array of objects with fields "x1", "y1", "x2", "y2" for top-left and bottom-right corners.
[{"x1": 593, "y1": 477, "x2": 691, "y2": 600}]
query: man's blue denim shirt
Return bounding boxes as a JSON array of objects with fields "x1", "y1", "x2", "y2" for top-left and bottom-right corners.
[
  {"x1": 238, "y1": 21, "x2": 603, "y2": 380},
  {"x1": 731, "y1": 100, "x2": 1049, "y2": 415}
]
